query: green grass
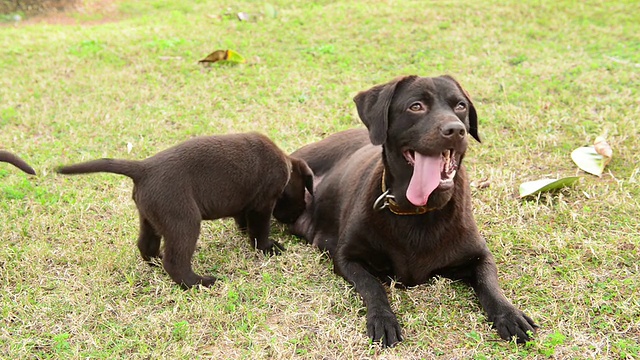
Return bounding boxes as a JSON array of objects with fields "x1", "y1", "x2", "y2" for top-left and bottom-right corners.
[{"x1": 1, "y1": 0, "x2": 639, "y2": 358}]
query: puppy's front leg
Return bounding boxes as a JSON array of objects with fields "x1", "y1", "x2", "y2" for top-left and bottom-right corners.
[
  {"x1": 334, "y1": 253, "x2": 403, "y2": 347},
  {"x1": 469, "y1": 250, "x2": 537, "y2": 343},
  {"x1": 245, "y1": 208, "x2": 284, "y2": 255}
]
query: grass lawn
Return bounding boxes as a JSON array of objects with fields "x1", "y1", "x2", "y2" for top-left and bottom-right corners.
[{"x1": 1, "y1": 0, "x2": 638, "y2": 358}]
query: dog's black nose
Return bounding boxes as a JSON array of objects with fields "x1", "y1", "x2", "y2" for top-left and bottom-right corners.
[{"x1": 440, "y1": 122, "x2": 467, "y2": 139}]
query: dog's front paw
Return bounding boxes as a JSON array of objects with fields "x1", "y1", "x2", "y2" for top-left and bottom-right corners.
[
  {"x1": 261, "y1": 241, "x2": 285, "y2": 256},
  {"x1": 491, "y1": 307, "x2": 537, "y2": 343},
  {"x1": 366, "y1": 309, "x2": 403, "y2": 348}
]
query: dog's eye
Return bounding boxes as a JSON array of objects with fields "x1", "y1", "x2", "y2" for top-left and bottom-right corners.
[
  {"x1": 409, "y1": 102, "x2": 424, "y2": 112},
  {"x1": 454, "y1": 102, "x2": 467, "y2": 111}
]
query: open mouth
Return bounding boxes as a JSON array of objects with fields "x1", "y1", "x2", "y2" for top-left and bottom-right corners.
[
  {"x1": 402, "y1": 149, "x2": 458, "y2": 207},
  {"x1": 403, "y1": 149, "x2": 458, "y2": 185}
]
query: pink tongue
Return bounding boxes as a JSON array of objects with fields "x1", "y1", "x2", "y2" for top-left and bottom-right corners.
[{"x1": 406, "y1": 153, "x2": 442, "y2": 206}]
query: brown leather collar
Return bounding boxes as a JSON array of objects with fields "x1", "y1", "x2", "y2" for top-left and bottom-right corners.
[{"x1": 373, "y1": 168, "x2": 436, "y2": 215}]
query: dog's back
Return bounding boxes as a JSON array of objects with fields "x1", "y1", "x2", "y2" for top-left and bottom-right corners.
[
  {"x1": 291, "y1": 128, "x2": 371, "y2": 178},
  {"x1": 59, "y1": 132, "x2": 294, "y2": 219},
  {"x1": 141, "y1": 132, "x2": 292, "y2": 219}
]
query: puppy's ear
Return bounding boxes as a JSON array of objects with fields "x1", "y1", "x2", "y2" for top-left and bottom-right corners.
[
  {"x1": 292, "y1": 157, "x2": 314, "y2": 196},
  {"x1": 441, "y1": 75, "x2": 480, "y2": 143},
  {"x1": 302, "y1": 163, "x2": 314, "y2": 197},
  {"x1": 354, "y1": 76, "x2": 415, "y2": 145}
]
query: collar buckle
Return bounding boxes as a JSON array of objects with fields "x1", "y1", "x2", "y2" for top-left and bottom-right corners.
[
  {"x1": 374, "y1": 168, "x2": 436, "y2": 216},
  {"x1": 373, "y1": 189, "x2": 395, "y2": 211}
]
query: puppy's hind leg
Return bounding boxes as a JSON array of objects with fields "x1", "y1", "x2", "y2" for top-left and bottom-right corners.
[
  {"x1": 162, "y1": 218, "x2": 217, "y2": 289},
  {"x1": 233, "y1": 211, "x2": 248, "y2": 233},
  {"x1": 246, "y1": 207, "x2": 284, "y2": 255},
  {"x1": 137, "y1": 215, "x2": 162, "y2": 265}
]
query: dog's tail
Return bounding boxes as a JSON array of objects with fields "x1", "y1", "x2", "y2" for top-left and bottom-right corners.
[
  {"x1": 0, "y1": 150, "x2": 36, "y2": 175},
  {"x1": 56, "y1": 158, "x2": 144, "y2": 181}
]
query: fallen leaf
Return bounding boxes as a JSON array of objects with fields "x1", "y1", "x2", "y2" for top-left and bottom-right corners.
[
  {"x1": 199, "y1": 50, "x2": 226, "y2": 63},
  {"x1": 198, "y1": 49, "x2": 246, "y2": 64},
  {"x1": 571, "y1": 146, "x2": 607, "y2": 176},
  {"x1": 237, "y1": 12, "x2": 250, "y2": 21},
  {"x1": 264, "y1": 4, "x2": 277, "y2": 18},
  {"x1": 593, "y1": 136, "x2": 612, "y2": 165},
  {"x1": 225, "y1": 49, "x2": 246, "y2": 63},
  {"x1": 519, "y1": 177, "x2": 580, "y2": 198},
  {"x1": 470, "y1": 178, "x2": 491, "y2": 189}
]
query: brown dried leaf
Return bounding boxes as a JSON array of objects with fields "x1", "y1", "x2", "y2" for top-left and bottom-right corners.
[
  {"x1": 198, "y1": 50, "x2": 227, "y2": 63},
  {"x1": 594, "y1": 136, "x2": 612, "y2": 165},
  {"x1": 470, "y1": 178, "x2": 491, "y2": 189}
]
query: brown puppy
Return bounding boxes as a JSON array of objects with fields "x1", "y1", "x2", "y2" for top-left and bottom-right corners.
[
  {"x1": 290, "y1": 76, "x2": 536, "y2": 347},
  {"x1": 58, "y1": 132, "x2": 313, "y2": 288},
  {"x1": 0, "y1": 150, "x2": 36, "y2": 175}
]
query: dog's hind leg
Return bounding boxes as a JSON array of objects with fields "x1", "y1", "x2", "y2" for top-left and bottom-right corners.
[
  {"x1": 246, "y1": 207, "x2": 284, "y2": 255},
  {"x1": 161, "y1": 218, "x2": 217, "y2": 289},
  {"x1": 233, "y1": 211, "x2": 248, "y2": 233},
  {"x1": 137, "y1": 215, "x2": 162, "y2": 264}
]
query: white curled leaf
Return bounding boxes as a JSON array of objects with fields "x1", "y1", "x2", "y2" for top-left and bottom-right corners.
[
  {"x1": 519, "y1": 177, "x2": 580, "y2": 198},
  {"x1": 571, "y1": 146, "x2": 606, "y2": 176}
]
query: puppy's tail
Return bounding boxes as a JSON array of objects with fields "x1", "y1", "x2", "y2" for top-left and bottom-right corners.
[
  {"x1": 56, "y1": 158, "x2": 144, "y2": 181},
  {"x1": 0, "y1": 150, "x2": 36, "y2": 175}
]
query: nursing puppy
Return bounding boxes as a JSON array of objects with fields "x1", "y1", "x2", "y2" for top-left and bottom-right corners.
[
  {"x1": 0, "y1": 150, "x2": 36, "y2": 175},
  {"x1": 58, "y1": 132, "x2": 313, "y2": 288},
  {"x1": 290, "y1": 76, "x2": 536, "y2": 346}
]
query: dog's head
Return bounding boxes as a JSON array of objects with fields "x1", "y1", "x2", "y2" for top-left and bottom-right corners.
[
  {"x1": 273, "y1": 157, "x2": 314, "y2": 224},
  {"x1": 354, "y1": 75, "x2": 479, "y2": 209}
]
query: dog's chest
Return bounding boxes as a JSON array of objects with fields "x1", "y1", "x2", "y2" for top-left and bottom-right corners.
[
  {"x1": 378, "y1": 221, "x2": 475, "y2": 286},
  {"x1": 388, "y1": 248, "x2": 453, "y2": 286}
]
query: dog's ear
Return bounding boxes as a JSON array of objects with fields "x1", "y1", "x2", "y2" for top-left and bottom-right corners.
[
  {"x1": 441, "y1": 75, "x2": 480, "y2": 143},
  {"x1": 354, "y1": 76, "x2": 415, "y2": 145},
  {"x1": 302, "y1": 164, "x2": 314, "y2": 196},
  {"x1": 292, "y1": 157, "x2": 314, "y2": 196}
]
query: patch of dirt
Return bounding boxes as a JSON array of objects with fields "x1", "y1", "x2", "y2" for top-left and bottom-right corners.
[
  {"x1": 0, "y1": 0, "x2": 77, "y2": 16},
  {"x1": 2, "y1": 0, "x2": 123, "y2": 26}
]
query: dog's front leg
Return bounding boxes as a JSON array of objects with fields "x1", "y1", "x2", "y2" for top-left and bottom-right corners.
[
  {"x1": 469, "y1": 250, "x2": 537, "y2": 343},
  {"x1": 334, "y1": 254, "x2": 403, "y2": 347},
  {"x1": 245, "y1": 208, "x2": 284, "y2": 255}
]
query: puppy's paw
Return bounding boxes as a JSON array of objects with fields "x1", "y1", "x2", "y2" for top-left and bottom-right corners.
[
  {"x1": 366, "y1": 309, "x2": 403, "y2": 348},
  {"x1": 260, "y1": 241, "x2": 285, "y2": 256},
  {"x1": 491, "y1": 307, "x2": 537, "y2": 343},
  {"x1": 181, "y1": 275, "x2": 218, "y2": 289},
  {"x1": 199, "y1": 275, "x2": 218, "y2": 288}
]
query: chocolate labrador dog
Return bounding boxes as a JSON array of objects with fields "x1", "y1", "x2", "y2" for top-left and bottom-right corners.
[
  {"x1": 290, "y1": 75, "x2": 536, "y2": 347},
  {"x1": 58, "y1": 132, "x2": 313, "y2": 288},
  {"x1": 0, "y1": 150, "x2": 36, "y2": 175}
]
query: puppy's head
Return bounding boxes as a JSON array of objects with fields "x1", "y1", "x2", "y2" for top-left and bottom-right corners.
[
  {"x1": 273, "y1": 157, "x2": 314, "y2": 224},
  {"x1": 354, "y1": 75, "x2": 479, "y2": 208}
]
